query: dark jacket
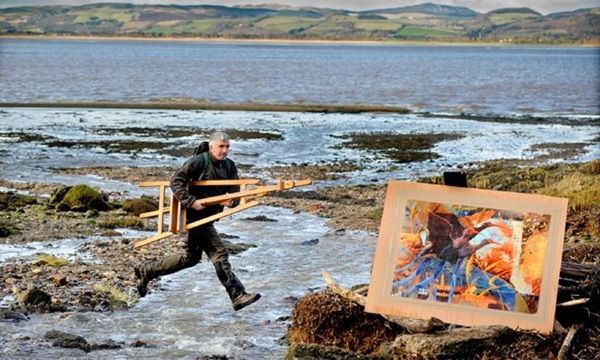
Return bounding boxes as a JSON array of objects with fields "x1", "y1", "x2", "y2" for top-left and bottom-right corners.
[{"x1": 170, "y1": 153, "x2": 240, "y2": 222}]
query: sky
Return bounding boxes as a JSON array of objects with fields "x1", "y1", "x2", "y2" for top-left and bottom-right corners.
[{"x1": 0, "y1": 0, "x2": 598, "y2": 14}]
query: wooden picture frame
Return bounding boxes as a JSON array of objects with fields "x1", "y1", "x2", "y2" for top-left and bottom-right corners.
[{"x1": 365, "y1": 180, "x2": 568, "y2": 333}]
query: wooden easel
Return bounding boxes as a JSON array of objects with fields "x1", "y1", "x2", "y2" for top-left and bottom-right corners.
[{"x1": 134, "y1": 178, "x2": 312, "y2": 248}]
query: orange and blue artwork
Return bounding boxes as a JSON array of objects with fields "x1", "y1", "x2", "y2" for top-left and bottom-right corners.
[{"x1": 391, "y1": 200, "x2": 550, "y2": 314}]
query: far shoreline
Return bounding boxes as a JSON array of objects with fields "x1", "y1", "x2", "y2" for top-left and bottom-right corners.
[
  {"x1": 2, "y1": 34, "x2": 593, "y2": 48},
  {"x1": 0, "y1": 101, "x2": 412, "y2": 114}
]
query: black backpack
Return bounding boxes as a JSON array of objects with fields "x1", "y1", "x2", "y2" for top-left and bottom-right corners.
[{"x1": 193, "y1": 141, "x2": 232, "y2": 180}]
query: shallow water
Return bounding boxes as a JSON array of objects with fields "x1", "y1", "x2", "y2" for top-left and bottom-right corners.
[{"x1": 1, "y1": 206, "x2": 376, "y2": 359}]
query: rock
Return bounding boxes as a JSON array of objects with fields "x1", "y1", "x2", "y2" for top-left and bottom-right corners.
[
  {"x1": 0, "y1": 309, "x2": 29, "y2": 322},
  {"x1": 131, "y1": 339, "x2": 150, "y2": 347},
  {"x1": 20, "y1": 287, "x2": 51, "y2": 307},
  {"x1": 61, "y1": 184, "x2": 110, "y2": 212},
  {"x1": 287, "y1": 342, "x2": 376, "y2": 360},
  {"x1": 54, "y1": 201, "x2": 71, "y2": 211},
  {"x1": 378, "y1": 325, "x2": 514, "y2": 360},
  {"x1": 53, "y1": 274, "x2": 68, "y2": 286},
  {"x1": 48, "y1": 185, "x2": 69, "y2": 205},
  {"x1": 93, "y1": 338, "x2": 123, "y2": 350},
  {"x1": 122, "y1": 197, "x2": 158, "y2": 216},
  {"x1": 301, "y1": 238, "x2": 319, "y2": 246},
  {"x1": 244, "y1": 214, "x2": 277, "y2": 222},
  {"x1": 0, "y1": 223, "x2": 12, "y2": 237},
  {"x1": 44, "y1": 329, "x2": 90, "y2": 352},
  {"x1": 222, "y1": 240, "x2": 256, "y2": 255}
]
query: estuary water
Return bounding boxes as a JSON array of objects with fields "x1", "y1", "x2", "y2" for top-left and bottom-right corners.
[
  {"x1": 0, "y1": 38, "x2": 599, "y2": 359},
  {"x1": 1, "y1": 38, "x2": 599, "y2": 116}
]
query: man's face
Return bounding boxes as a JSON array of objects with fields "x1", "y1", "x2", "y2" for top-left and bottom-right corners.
[{"x1": 209, "y1": 139, "x2": 230, "y2": 161}]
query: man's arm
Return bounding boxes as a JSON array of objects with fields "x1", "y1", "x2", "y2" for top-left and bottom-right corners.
[{"x1": 170, "y1": 156, "x2": 203, "y2": 208}]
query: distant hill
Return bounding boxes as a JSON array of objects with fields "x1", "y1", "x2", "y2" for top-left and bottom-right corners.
[
  {"x1": 362, "y1": 2, "x2": 479, "y2": 18},
  {"x1": 0, "y1": 2, "x2": 598, "y2": 45}
]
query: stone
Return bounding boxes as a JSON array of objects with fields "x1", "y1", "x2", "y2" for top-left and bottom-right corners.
[
  {"x1": 20, "y1": 288, "x2": 51, "y2": 307},
  {"x1": 53, "y1": 274, "x2": 68, "y2": 286},
  {"x1": 378, "y1": 325, "x2": 513, "y2": 360}
]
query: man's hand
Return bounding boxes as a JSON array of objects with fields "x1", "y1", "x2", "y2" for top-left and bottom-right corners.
[
  {"x1": 191, "y1": 199, "x2": 234, "y2": 210},
  {"x1": 191, "y1": 199, "x2": 206, "y2": 211},
  {"x1": 220, "y1": 199, "x2": 235, "y2": 208}
]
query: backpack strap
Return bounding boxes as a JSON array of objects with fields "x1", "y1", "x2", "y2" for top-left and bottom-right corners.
[
  {"x1": 195, "y1": 152, "x2": 232, "y2": 180},
  {"x1": 195, "y1": 152, "x2": 209, "y2": 181}
]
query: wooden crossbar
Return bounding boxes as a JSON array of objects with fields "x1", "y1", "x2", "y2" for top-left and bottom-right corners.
[
  {"x1": 134, "y1": 178, "x2": 312, "y2": 248},
  {"x1": 197, "y1": 179, "x2": 312, "y2": 206},
  {"x1": 139, "y1": 207, "x2": 169, "y2": 218},
  {"x1": 133, "y1": 231, "x2": 174, "y2": 249},
  {"x1": 185, "y1": 200, "x2": 260, "y2": 230}
]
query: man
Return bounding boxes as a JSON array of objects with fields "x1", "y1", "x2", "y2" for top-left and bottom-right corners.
[{"x1": 134, "y1": 131, "x2": 261, "y2": 311}]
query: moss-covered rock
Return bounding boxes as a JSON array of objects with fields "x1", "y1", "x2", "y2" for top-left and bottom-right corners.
[
  {"x1": 287, "y1": 342, "x2": 378, "y2": 360},
  {"x1": 43, "y1": 330, "x2": 90, "y2": 352},
  {"x1": 0, "y1": 191, "x2": 38, "y2": 211},
  {"x1": 48, "y1": 185, "x2": 69, "y2": 205},
  {"x1": 122, "y1": 197, "x2": 158, "y2": 216},
  {"x1": 19, "y1": 287, "x2": 52, "y2": 307},
  {"x1": 97, "y1": 216, "x2": 145, "y2": 230},
  {"x1": 0, "y1": 222, "x2": 12, "y2": 237},
  {"x1": 61, "y1": 184, "x2": 110, "y2": 212},
  {"x1": 35, "y1": 253, "x2": 70, "y2": 267}
]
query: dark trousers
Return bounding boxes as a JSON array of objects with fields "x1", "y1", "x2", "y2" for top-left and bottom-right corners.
[{"x1": 145, "y1": 223, "x2": 246, "y2": 301}]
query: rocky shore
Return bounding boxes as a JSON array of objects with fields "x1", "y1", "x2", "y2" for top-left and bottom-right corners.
[{"x1": 1, "y1": 152, "x2": 599, "y2": 358}]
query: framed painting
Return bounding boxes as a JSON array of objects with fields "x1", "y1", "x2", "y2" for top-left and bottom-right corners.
[{"x1": 365, "y1": 180, "x2": 568, "y2": 333}]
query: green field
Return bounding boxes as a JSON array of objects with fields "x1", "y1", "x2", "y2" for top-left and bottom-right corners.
[
  {"x1": 489, "y1": 13, "x2": 538, "y2": 25},
  {"x1": 256, "y1": 17, "x2": 315, "y2": 32},
  {"x1": 0, "y1": 3, "x2": 597, "y2": 45},
  {"x1": 397, "y1": 26, "x2": 458, "y2": 37}
]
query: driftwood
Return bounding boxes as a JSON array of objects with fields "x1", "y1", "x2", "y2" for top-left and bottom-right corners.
[
  {"x1": 556, "y1": 261, "x2": 599, "y2": 331},
  {"x1": 557, "y1": 325, "x2": 580, "y2": 360},
  {"x1": 322, "y1": 271, "x2": 447, "y2": 333},
  {"x1": 558, "y1": 261, "x2": 599, "y2": 299}
]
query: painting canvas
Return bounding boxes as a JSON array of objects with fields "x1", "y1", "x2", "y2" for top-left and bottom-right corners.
[{"x1": 365, "y1": 180, "x2": 568, "y2": 333}]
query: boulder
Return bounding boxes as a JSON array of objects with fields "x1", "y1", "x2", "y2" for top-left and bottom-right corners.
[
  {"x1": 378, "y1": 325, "x2": 513, "y2": 359},
  {"x1": 19, "y1": 287, "x2": 51, "y2": 307},
  {"x1": 122, "y1": 197, "x2": 158, "y2": 216},
  {"x1": 44, "y1": 329, "x2": 90, "y2": 352},
  {"x1": 61, "y1": 184, "x2": 110, "y2": 212}
]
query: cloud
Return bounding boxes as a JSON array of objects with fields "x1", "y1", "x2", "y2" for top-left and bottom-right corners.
[
  {"x1": 167, "y1": 0, "x2": 599, "y2": 13},
  {"x1": 1, "y1": 0, "x2": 598, "y2": 14},
  {"x1": 448, "y1": 0, "x2": 600, "y2": 13}
]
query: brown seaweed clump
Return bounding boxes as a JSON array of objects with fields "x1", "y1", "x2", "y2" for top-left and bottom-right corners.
[{"x1": 287, "y1": 290, "x2": 403, "y2": 354}]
